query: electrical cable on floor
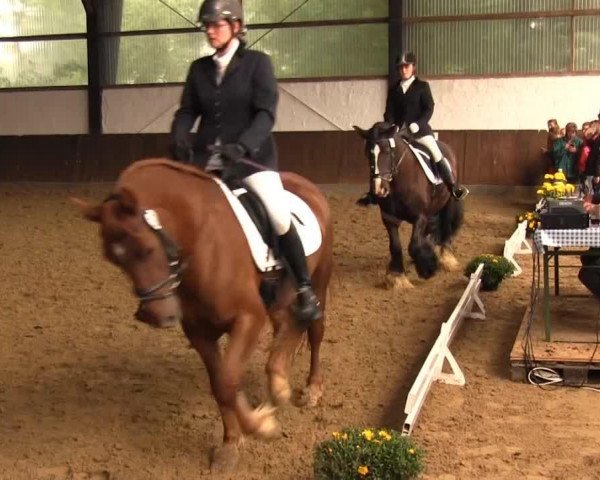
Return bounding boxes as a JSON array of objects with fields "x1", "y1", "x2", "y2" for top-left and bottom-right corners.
[{"x1": 524, "y1": 248, "x2": 600, "y2": 393}]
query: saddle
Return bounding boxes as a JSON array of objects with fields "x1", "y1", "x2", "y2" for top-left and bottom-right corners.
[
  {"x1": 402, "y1": 138, "x2": 443, "y2": 186},
  {"x1": 212, "y1": 177, "x2": 322, "y2": 273}
]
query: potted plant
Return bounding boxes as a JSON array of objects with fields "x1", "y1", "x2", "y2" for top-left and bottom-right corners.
[
  {"x1": 464, "y1": 254, "x2": 515, "y2": 291},
  {"x1": 314, "y1": 427, "x2": 424, "y2": 480},
  {"x1": 516, "y1": 210, "x2": 540, "y2": 237}
]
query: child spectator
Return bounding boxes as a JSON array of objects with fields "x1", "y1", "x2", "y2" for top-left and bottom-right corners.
[
  {"x1": 552, "y1": 122, "x2": 583, "y2": 182},
  {"x1": 542, "y1": 118, "x2": 561, "y2": 173}
]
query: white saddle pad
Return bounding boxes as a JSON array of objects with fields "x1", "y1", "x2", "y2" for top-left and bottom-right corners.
[
  {"x1": 406, "y1": 143, "x2": 444, "y2": 185},
  {"x1": 213, "y1": 177, "x2": 322, "y2": 272}
]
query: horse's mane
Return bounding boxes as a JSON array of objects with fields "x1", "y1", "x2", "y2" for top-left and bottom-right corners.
[{"x1": 120, "y1": 158, "x2": 215, "y2": 183}]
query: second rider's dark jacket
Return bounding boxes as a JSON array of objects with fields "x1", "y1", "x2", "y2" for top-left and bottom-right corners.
[
  {"x1": 171, "y1": 44, "x2": 278, "y2": 175},
  {"x1": 384, "y1": 77, "x2": 434, "y2": 138}
]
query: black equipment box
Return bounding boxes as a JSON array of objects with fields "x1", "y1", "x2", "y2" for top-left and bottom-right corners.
[{"x1": 540, "y1": 199, "x2": 589, "y2": 230}]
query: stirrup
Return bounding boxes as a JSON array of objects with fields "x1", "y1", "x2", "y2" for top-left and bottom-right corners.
[
  {"x1": 452, "y1": 185, "x2": 469, "y2": 200},
  {"x1": 293, "y1": 286, "x2": 322, "y2": 329}
]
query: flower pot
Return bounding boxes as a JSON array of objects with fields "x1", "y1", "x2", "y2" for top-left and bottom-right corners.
[{"x1": 481, "y1": 275, "x2": 502, "y2": 291}]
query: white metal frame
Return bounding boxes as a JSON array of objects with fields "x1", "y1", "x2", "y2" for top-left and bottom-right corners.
[
  {"x1": 402, "y1": 263, "x2": 486, "y2": 436},
  {"x1": 503, "y1": 220, "x2": 532, "y2": 276}
]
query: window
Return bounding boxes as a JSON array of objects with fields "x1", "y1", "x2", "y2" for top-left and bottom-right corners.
[
  {"x1": 0, "y1": 0, "x2": 87, "y2": 87},
  {"x1": 402, "y1": 0, "x2": 600, "y2": 76}
]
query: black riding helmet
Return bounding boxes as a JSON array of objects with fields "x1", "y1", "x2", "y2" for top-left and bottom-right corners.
[
  {"x1": 396, "y1": 51, "x2": 417, "y2": 66},
  {"x1": 198, "y1": 0, "x2": 244, "y2": 29}
]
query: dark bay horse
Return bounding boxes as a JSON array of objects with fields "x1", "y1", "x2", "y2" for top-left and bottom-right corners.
[
  {"x1": 353, "y1": 122, "x2": 463, "y2": 288},
  {"x1": 74, "y1": 158, "x2": 333, "y2": 473}
]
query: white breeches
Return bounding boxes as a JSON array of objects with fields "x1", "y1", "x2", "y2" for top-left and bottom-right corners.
[
  {"x1": 242, "y1": 171, "x2": 292, "y2": 236},
  {"x1": 414, "y1": 134, "x2": 443, "y2": 162}
]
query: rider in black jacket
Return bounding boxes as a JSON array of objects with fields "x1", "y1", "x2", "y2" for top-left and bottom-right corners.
[
  {"x1": 358, "y1": 52, "x2": 468, "y2": 205},
  {"x1": 170, "y1": 0, "x2": 321, "y2": 328}
]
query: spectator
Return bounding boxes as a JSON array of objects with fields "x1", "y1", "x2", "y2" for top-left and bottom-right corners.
[
  {"x1": 542, "y1": 118, "x2": 561, "y2": 173},
  {"x1": 579, "y1": 121, "x2": 592, "y2": 195},
  {"x1": 551, "y1": 122, "x2": 583, "y2": 182},
  {"x1": 584, "y1": 121, "x2": 600, "y2": 190}
]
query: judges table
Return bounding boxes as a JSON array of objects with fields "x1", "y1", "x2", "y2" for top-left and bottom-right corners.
[{"x1": 533, "y1": 228, "x2": 600, "y2": 341}]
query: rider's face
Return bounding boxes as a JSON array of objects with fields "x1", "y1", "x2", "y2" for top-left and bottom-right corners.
[
  {"x1": 204, "y1": 20, "x2": 240, "y2": 50},
  {"x1": 399, "y1": 63, "x2": 415, "y2": 80}
]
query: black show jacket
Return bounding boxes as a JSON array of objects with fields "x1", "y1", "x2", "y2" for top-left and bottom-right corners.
[{"x1": 383, "y1": 77, "x2": 434, "y2": 138}]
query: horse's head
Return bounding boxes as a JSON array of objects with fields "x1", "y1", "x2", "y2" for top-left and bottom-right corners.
[
  {"x1": 353, "y1": 122, "x2": 400, "y2": 198},
  {"x1": 73, "y1": 188, "x2": 184, "y2": 328}
]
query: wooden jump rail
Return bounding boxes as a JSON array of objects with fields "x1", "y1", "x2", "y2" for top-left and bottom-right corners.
[
  {"x1": 402, "y1": 263, "x2": 486, "y2": 436},
  {"x1": 503, "y1": 220, "x2": 532, "y2": 277}
]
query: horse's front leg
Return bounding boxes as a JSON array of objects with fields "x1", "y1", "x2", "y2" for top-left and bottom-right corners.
[
  {"x1": 409, "y1": 214, "x2": 439, "y2": 279},
  {"x1": 184, "y1": 330, "x2": 243, "y2": 474},
  {"x1": 218, "y1": 310, "x2": 281, "y2": 439},
  {"x1": 382, "y1": 217, "x2": 413, "y2": 289}
]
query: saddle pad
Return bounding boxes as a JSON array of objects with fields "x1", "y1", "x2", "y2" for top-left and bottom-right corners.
[
  {"x1": 212, "y1": 177, "x2": 322, "y2": 272},
  {"x1": 406, "y1": 143, "x2": 444, "y2": 185}
]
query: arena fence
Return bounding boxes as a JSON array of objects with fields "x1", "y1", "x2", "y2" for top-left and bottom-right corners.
[
  {"x1": 503, "y1": 220, "x2": 532, "y2": 277},
  {"x1": 402, "y1": 263, "x2": 486, "y2": 436}
]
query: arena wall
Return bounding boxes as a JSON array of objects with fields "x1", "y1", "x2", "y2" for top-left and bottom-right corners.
[{"x1": 1, "y1": 75, "x2": 598, "y2": 184}]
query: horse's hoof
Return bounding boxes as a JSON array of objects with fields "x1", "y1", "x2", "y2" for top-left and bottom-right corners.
[
  {"x1": 269, "y1": 373, "x2": 292, "y2": 406},
  {"x1": 384, "y1": 273, "x2": 414, "y2": 290},
  {"x1": 294, "y1": 383, "x2": 324, "y2": 408},
  {"x1": 210, "y1": 442, "x2": 240, "y2": 474},
  {"x1": 440, "y1": 250, "x2": 460, "y2": 271},
  {"x1": 250, "y1": 403, "x2": 281, "y2": 440}
]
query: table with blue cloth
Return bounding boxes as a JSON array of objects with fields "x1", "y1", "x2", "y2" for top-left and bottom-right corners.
[{"x1": 533, "y1": 228, "x2": 600, "y2": 341}]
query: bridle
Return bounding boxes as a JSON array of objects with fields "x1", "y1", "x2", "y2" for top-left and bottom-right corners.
[
  {"x1": 369, "y1": 134, "x2": 408, "y2": 183},
  {"x1": 135, "y1": 209, "x2": 187, "y2": 304},
  {"x1": 103, "y1": 194, "x2": 186, "y2": 305}
]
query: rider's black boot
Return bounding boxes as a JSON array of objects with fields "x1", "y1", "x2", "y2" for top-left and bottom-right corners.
[
  {"x1": 437, "y1": 157, "x2": 469, "y2": 200},
  {"x1": 356, "y1": 191, "x2": 378, "y2": 206},
  {"x1": 278, "y1": 223, "x2": 323, "y2": 329}
]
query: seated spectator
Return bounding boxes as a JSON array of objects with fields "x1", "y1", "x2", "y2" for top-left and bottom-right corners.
[
  {"x1": 580, "y1": 194, "x2": 600, "y2": 297},
  {"x1": 551, "y1": 122, "x2": 583, "y2": 182}
]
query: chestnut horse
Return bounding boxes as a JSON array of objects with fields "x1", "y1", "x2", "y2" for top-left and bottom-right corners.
[
  {"x1": 74, "y1": 158, "x2": 333, "y2": 473},
  {"x1": 353, "y1": 122, "x2": 463, "y2": 288}
]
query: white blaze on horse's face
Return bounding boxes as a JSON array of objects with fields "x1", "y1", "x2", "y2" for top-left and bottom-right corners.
[{"x1": 370, "y1": 143, "x2": 388, "y2": 197}]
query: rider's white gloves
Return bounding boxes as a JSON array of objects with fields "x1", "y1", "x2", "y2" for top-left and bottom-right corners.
[{"x1": 409, "y1": 122, "x2": 420, "y2": 134}]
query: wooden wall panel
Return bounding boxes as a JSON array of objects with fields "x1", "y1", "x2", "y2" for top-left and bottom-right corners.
[{"x1": 0, "y1": 131, "x2": 549, "y2": 185}]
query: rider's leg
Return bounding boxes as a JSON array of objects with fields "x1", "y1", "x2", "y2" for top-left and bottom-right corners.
[
  {"x1": 242, "y1": 171, "x2": 322, "y2": 328},
  {"x1": 414, "y1": 135, "x2": 469, "y2": 200}
]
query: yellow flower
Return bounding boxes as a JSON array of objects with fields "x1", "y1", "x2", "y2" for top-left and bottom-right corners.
[
  {"x1": 518, "y1": 215, "x2": 524, "y2": 222},
  {"x1": 341, "y1": 433, "x2": 348, "y2": 440},
  {"x1": 554, "y1": 171, "x2": 566, "y2": 181},
  {"x1": 357, "y1": 465, "x2": 369, "y2": 476},
  {"x1": 408, "y1": 448, "x2": 416, "y2": 455},
  {"x1": 492, "y1": 258, "x2": 498, "y2": 263},
  {"x1": 542, "y1": 182, "x2": 552, "y2": 189},
  {"x1": 565, "y1": 184, "x2": 575, "y2": 193},
  {"x1": 332, "y1": 432, "x2": 341, "y2": 439},
  {"x1": 529, "y1": 221, "x2": 535, "y2": 229},
  {"x1": 361, "y1": 429, "x2": 374, "y2": 441},
  {"x1": 544, "y1": 173, "x2": 554, "y2": 180},
  {"x1": 378, "y1": 430, "x2": 392, "y2": 441},
  {"x1": 536, "y1": 189, "x2": 545, "y2": 195}
]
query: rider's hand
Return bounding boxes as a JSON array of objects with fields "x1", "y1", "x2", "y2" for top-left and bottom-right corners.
[
  {"x1": 409, "y1": 122, "x2": 420, "y2": 134},
  {"x1": 219, "y1": 143, "x2": 246, "y2": 164}
]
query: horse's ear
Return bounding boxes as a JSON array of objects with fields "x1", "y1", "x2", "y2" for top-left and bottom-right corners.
[
  {"x1": 71, "y1": 197, "x2": 102, "y2": 223},
  {"x1": 352, "y1": 125, "x2": 369, "y2": 139},
  {"x1": 117, "y1": 187, "x2": 140, "y2": 216}
]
